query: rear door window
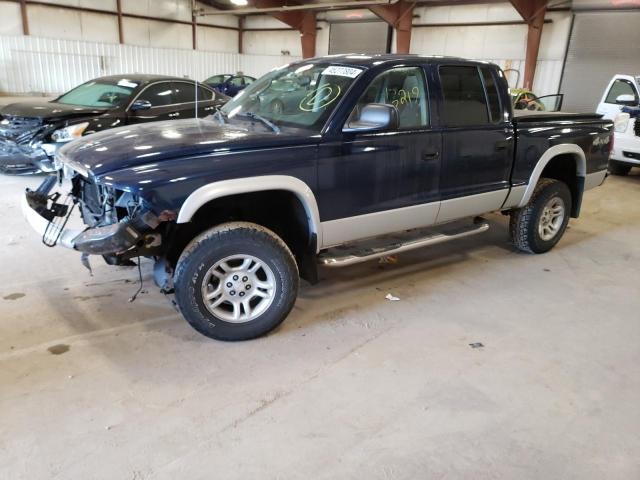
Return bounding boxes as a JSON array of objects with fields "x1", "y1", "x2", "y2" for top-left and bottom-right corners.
[
  {"x1": 439, "y1": 66, "x2": 489, "y2": 127},
  {"x1": 137, "y1": 82, "x2": 173, "y2": 107},
  {"x1": 172, "y1": 82, "x2": 197, "y2": 104},
  {"x1": 197, "y1": 86, "x2": 214, "y2": 101}
]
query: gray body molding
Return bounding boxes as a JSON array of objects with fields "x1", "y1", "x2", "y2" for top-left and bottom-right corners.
[
  {"x1": 515, "y1": 144, "x2": 587, "y2": 208},
  {"x1": 177, "y1": 175, "x2": 323, "y2": 249}
]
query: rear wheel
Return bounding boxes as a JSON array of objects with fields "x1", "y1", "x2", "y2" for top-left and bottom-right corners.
[
  {"x1": 510, "y1": 178, "x2": 571, "y2": 254},
  {"x1": 609, "y1": 161, "x2": 631, "y2": 176},
  {"x1": 174, "y1": 222, "x2": 299, "y2": 341}
]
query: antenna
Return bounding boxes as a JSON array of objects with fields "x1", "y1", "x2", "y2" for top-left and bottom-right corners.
[{"x1": 192, "y1": 0, "x2": 198, "y2": 119}]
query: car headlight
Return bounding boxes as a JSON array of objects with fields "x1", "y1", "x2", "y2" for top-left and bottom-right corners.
[
  {"x1": 52, "y1": 122, "x2": 89, "y2": 143},
  {"x1": 614, "y1": 113, "x2": 630, "y2": 133}
]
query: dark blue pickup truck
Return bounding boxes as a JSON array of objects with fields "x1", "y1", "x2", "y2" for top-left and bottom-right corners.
[{"x1": 22, "y1": 55, "x2": 612, "y2": 341}]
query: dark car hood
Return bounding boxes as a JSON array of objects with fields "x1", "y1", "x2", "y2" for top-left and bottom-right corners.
[
  {"x1": 0, "y1": 101, "x2": 108, "y2": 121},
  {"x1": 59, "y1": 118, "x2": 317, "y2": 178}
]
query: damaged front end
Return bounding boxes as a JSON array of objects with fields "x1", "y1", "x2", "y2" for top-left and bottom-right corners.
[
  {"x1": 0, "y1": 115, "x2": 60, "y2": 174},
  {"x1": 22, "y1": 165, "x2": 175, "y2": 283}
]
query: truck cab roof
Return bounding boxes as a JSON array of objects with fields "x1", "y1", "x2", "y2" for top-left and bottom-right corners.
[{"x1": 302, "y1": 54, "x2": 498, "y2": 70}]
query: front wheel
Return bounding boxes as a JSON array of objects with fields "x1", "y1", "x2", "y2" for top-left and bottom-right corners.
[
  {"x1": 509, "y1": 178, "x2": 571, "y2": 254},
  {"x1": 174, "y1": 222, "x2": 299, "y2": 341}
]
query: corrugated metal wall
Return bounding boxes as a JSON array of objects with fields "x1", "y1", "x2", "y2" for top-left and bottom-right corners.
[
  {"x1": 560, "y1": 11, "x2": 640, "y2": 113},
  {"x1": 0, "y1": 35, "x2": 299, "y2": 95},
  {"x1": 410, "y1": 6, "x2": 573, "y2": 96},
  {"x1": 329, "y1": 22, "x2": 389, "y2": 55}
]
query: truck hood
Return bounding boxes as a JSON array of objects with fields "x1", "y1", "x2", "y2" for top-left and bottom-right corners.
[
  {"x1": 58, "y1": 118, "x2": 317, "y2": 178},
  {"x1": 0, "y1": 101, "x2": 108, "y2": 121}
]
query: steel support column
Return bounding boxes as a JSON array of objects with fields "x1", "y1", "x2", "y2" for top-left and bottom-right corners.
[
  {"x1": 20, "y1": 0, "x2": 29, "y2": 36},
  {"x1": 369, "y1": 0, "x2": 415, "y2": 54},
  {"x1": 238, "y1": 16, "x2": 245, "y2": 54},
  {"x1": 510, "y1": 0, "x2": 548, "y2": 90},
  {"x1": 253, "y1": 1, "x2": 316, "y2": 58}
]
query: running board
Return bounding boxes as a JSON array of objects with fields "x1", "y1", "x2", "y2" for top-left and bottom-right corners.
[{"x1": 318, "y1": 218, "x2": 490, "y2": 267}]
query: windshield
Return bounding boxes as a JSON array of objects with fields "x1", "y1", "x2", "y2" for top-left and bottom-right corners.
[
  {"x1": 56, "y1": 78, "x2": 139, "y2": 108},
  {"x1": 206, "y1": 75, "x2": 231, "y2": 84},
  {"x1": 220, "y1": 63, "x2": 365, "y2": 131}
]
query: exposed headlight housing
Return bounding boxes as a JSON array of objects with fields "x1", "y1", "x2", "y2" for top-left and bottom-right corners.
[
  {"x1": 52, "y1": 122, "x2": 89, "y2": 143},
  {"x1": 614, "y1": 113, "x2": 630, "y2": 133}
]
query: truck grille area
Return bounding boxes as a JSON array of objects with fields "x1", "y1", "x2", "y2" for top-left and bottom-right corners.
[
  {"x1": 634, "y1": 118, "x2": 640, "y2": 138},
  {"x1": 71, "y1": 174, "x2": 141, "y2": 229}
]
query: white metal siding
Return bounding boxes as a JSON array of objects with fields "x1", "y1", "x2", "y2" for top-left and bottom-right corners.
[
  {"x1": 410, "y1": 6, "x2": 572, "y2": 96},
  {"x1": 0, "y1": 35, "x2": 299, "y2": 95},
  {"x1": 560, "y1": 11, "x2": 640, "y2": 113},
  {"x1": 328, "y1": 22, "x2": 389, "y2": 55}
]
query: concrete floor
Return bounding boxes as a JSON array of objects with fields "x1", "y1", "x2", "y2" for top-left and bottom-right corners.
[{"x1": 0, "y1": 172, "x2": 639, "y2": 479}]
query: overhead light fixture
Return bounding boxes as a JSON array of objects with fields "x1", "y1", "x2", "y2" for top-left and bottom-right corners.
[{"x1": 230, "y1": 0, "x2": 248, "y2": 5}]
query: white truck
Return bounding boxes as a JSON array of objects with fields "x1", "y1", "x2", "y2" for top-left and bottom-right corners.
[{"x1": 596, "y1": 74, "x2": 640, "y2": 175}]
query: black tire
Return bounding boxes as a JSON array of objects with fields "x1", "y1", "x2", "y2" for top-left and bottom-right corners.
[
  {"x1": 174, "y1": 222, "x2": 299, "y2": 341},
  {"x1": 609, "y1": 161, "x2": 631, "y2": 176},
  {"x1": 509, "y1": 178, "x2": 572, "y2": 254}
]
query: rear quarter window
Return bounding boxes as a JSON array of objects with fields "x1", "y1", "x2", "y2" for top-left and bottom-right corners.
[{"x1": 480, "y1": 67, "x2": 502, "y2": 123}]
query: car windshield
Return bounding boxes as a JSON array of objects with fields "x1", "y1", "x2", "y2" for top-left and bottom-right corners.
[
  {"x1": 56, "y1": 78, "x2": 139, "y2": 108},
  {"x1": 206, "y1": 75, "x2": 231, "y2": 84},
  {"x1": 220, "y1": 62, "x2": 365, "y2": 131}
]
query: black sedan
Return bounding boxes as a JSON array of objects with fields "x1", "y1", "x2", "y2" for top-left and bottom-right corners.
[{"x1": 0, "y1": 75, "x2": 229, "y2": 174}]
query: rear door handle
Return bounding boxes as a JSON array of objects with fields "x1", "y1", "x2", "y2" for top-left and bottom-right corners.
[
  {"x1": 495, "y1": 140, "x2": 510, "y2": 151},
  {"x1": 422, "y1": 150, "x2": 440, "y2": 161}
]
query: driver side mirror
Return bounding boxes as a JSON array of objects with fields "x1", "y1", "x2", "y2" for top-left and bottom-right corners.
[
  {"x1": 130, "y1": 99, "x2": 152, "y2": 112},
  {"x1": 343, "y1": 103, "x2": 399, "y2": 133},
  {"x1": 615, "y1": 94, "x2": 638, "y2": 107}
]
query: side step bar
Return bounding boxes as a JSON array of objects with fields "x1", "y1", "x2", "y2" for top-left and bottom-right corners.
[{"x1": 318, "y1": 218, "x2": 490, "y2": 268}]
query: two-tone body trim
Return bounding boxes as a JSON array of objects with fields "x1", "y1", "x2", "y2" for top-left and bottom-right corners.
[
  {"x1": 177, "y1": 175, "x2": 323, "y2": 249},
  {"x1": 320, "y1": 190, "x2": 510, "y2": 248},
  {"x1": 515, "y1": 144, "x2": 587, "y2": 208}
]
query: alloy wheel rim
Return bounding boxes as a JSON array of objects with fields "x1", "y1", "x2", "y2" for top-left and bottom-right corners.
[
  {"x1": 538, "y1": 196, "x2": 566, "y2": 241},
  {"x1": 201, "y1": 254, "x2": 276, "y2": 323}
]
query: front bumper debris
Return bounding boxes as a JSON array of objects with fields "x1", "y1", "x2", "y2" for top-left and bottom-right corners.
[
  {"x1": 23, "y1": 176, "x2": 162, "y2": 257},
  {"x1": 73, "y1": 222, "x2": 143, "y2": 255},
  {"x1": 0, "y1": 137, "x2": 57, "y2": 174},
  {"x1": 21, "y1": 180, "x2": 80, "y2": 249}
]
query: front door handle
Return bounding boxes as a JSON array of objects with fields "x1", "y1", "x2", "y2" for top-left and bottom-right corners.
[
  {"x1": 168, "y1": 112, "x2": 180, "y2": 118},
  {"x1": 422, "y1": 150, "x2": 440, "y2": 161}
]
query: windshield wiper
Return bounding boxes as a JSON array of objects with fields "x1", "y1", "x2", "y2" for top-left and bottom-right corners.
[
  {"x1": 213, "y1": 107, "x2": 227, "y2": 125},
  {"x1": 238, "y1": 111, "x2": 280, "y2": 133}
]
